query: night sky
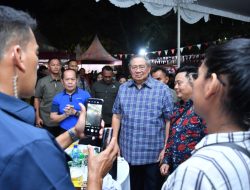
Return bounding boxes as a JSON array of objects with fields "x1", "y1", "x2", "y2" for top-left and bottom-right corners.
[{"x1": 1, "y1": 0, "x2": 250, "y2": 55}]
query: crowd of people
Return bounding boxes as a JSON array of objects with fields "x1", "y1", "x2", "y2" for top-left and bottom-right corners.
[{"x1": 0, "y1": 5, "x2": 249, "y2": 190}]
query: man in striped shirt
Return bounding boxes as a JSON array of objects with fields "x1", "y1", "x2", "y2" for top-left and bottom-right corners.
[{"x1": 162, "y1": 38, "x2": 250, "y2": 190}]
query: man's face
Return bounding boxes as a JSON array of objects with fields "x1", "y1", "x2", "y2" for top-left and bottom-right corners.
[
  {"x1": 174, "y1": 72, "x2": 193, "y2": 101},
  {"x1": 129, "y1": 57, "x2": 151, "y2": 84},
  {"x1": 102, "y1": 70, "x2": 113, "y2": 84},
  {"x1": 48, "y1": 59, "x2": 61, "y2": 75},
  {"x1": 97, "y1": 73, "x2": 103, "y2": 81},
  {"x1": 62, "y1": 70, "x2": 77, "y2": 93},
  {"x1": 68, "y1": 61, "x2": 78, "y2": 72},
  {"x1": 79, "y1": 68, "x2": 86, "y2": 78},
  {"x1": 18, "y1": 29, "x2": 39, "y2": 98},
  {"x1": 119, "y1": 77, "x2": 127, "y2": 84},
  {"x1": 151, "y1": 70, "x2": 169, "y2": 84}
]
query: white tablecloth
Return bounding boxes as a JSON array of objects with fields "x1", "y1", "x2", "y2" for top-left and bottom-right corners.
[{"x1": 116, "y1": 157, "x2": 130, "y2": 190}]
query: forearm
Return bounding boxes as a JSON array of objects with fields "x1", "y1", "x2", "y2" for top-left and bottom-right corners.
[
  {"x1": 50, "y1": 112, "x2": 68, "y2": 123},
  {"x1": 87, "y1": 174, "x2": 103, "y2": 190},
  {"x1": 111, "y1": 114, "x2": 121, "y2": 138},
  {"x1": 165, "y1": 120, "x2": 170, "y2": 144},
  {"x1": 56, "y1": 127, "x2": 75, "y2": 149},
  {"x1": 34, "y1": 98, "x2": 41, "y2": 117}
]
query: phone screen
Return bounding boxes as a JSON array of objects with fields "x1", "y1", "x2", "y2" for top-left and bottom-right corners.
[
  {"x1": 86, "y1": 103, "x2": 102, "y2": 127},
  {"x1": 85, "y1": 98, "x2": 103, "y2": 137}
]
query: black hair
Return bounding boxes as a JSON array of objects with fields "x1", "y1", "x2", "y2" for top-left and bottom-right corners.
[
  {"x1": 102, "y1": 66, "x2": 113, "y2": 72},
  {"x1": 67, "y1": 59, "x2": 77, "y2": 66},
  {"x1": 117, "y1": 75, "x2": 127, "y2": 80},
  {"x1": 176, "y1": 65, "x2": 198, "y2": 79},
  {"x1": 61, "y1": 69, "x2": 77, "y2": 79},
  {"x1": 48, "y1": 58, "x2": 61, "y2": 65},
  {"x1": 150, "y1": 66, "x2": 169, "y2": 77},
  {"x1": 0, "y1": 6, "x2": 37, "y2": 59},
  {"x1": 204, "y1": 38, "x2": 250, "y2": 130}
]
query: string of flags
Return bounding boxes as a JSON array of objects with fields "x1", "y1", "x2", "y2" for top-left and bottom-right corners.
[
  {"x1": 113, "y1": 42, "x2": 208, "y2": 59},
  {"x1": 112, "y1": 35, "x2": 247, "y2": 60},
  {"x1": 149, "y1": 54, "x2": 205, "y2": 65}
]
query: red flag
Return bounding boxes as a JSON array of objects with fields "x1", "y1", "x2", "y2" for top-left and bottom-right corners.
[{"x1": 171, "y1": 49, "x2": 175, "y2": 55}]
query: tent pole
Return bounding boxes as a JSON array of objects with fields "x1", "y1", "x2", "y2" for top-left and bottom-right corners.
[{"x1": 177, "y1": 4, "x2": 181, "y2": 68}]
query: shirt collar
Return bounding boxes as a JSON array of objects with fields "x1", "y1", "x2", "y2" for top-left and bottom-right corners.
[
  {"x1": 63, "y1": 87, "x2": 79, "y2": 95},
  {"x1": 100, "y1": 79, "x2": 115, "y2": 85},
  {"x1": 128, "y1": 75, "x2": 153, "y2": 89},
  {"x1": 49, "y1": 75, "x2": 61, "y2": 82},
  {"x1": 0, "y1": 92, "x2": 35, "y2": 125},
  {"x1": 195, "y1": 130, "x2": 250, "y2": 151}
]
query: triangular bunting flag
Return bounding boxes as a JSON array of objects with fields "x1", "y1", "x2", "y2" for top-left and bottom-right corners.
[
  {"x1": 188, "y1": 46, "x2": 192, "y2": 50},
  {"x1": 171, "y1": 49, "x2": 175, "y2": 55},
  {"x1": 197, "y1": 44, "x2": 201, "y2": 49},
  {"x1": 164, "y1": 50, "x2": 168, "y2": 55},
  {"x1": 180, "y1": 47, "x2": 184, "y2": 53},
  {"x1": 157, "y1": 51, "x2": 162, "y2": 56}
]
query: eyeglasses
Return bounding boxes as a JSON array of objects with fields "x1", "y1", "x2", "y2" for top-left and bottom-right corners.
[{"x1": 130, "y1": 65, "x2": 147, "y2": 71}]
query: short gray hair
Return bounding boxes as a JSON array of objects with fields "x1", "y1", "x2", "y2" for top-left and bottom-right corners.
[{"x1": 128, "y1": 55, "x2": 151, "y2": 67}]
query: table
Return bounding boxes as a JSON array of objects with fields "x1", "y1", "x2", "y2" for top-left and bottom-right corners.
[{"x1": 66, "y1": 144, "x2": 130, "y2": 190}]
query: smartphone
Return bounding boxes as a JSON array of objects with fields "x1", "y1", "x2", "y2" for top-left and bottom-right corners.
[
  {"x1": 101, "y1": 128, "x2": 113, "y2": 151},
  {"x1": 84, "y1": 98, "x2": 104, "y2": 137}
]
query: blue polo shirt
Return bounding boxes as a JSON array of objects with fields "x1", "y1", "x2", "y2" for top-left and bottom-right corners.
[{"x1": 51, "y1": 88, "x2": 91, "y2": 130}]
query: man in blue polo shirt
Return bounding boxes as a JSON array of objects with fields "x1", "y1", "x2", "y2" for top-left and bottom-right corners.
[{"x1": 50, "y1": 69, "x2": 91, "y2": 132}]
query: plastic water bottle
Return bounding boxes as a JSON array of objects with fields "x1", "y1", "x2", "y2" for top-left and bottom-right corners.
[{"x1": 71, "y1": 144, "x2": 80, "y2": 167}]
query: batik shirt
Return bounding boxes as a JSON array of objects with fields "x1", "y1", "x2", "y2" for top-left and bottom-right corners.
[{"x1": 163, "y1": 99, "x2": 207, "y2": 172}]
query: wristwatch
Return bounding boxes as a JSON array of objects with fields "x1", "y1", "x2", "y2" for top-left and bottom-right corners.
[
  {"x1": 68, "y1": 128, "x2": 79, "y2": 142},
  {"x1": 74, "y1": 111, "x2": 80, "y2": 117}
]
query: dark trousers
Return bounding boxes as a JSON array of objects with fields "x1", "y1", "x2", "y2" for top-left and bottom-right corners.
[
  {"x1": 129, "y1": 163, "x2": 164, "y2": 190},
  {"x1": 43, "y1": 125, "x2": 65, "y2": 137}
]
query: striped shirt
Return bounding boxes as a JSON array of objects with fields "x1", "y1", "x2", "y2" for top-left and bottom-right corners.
[
  {"x1": 112, "y1": 76, "x2": 173, "y2": 165},
  {"x1": 162, "y1": 131, "x2": 250, "y2": 190}
]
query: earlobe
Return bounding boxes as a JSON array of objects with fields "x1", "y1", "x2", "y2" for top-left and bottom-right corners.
[
  {"x1": 204, "y1": 73, "x2": 219, "y2": 99},
  {"x1": 12, "y1": 45, "x2": 25, "y2": 72}
]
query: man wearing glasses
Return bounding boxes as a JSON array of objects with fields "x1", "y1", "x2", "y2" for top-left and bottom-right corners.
[{"x1": 112, "y1": 55, "x2": 173, "y2": 190}]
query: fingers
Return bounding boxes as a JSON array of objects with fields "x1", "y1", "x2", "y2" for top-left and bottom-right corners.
[
  {"x1": 160, "y1": 164, "x2": 169, "y2": 176},
  {"x1": 74, "y1": 103, "x2": 87, "y2": 139},
  {"x1": 87, "y1": 145, "x2": 95, "y2": 158},
  {"x1": 104, "y1": 137, "x2": 118, "y2": 159},
  {"x1": 101, "y1": 120, "x2": 105, "y2": 128},
  {"x1": 36, "y1": 119, "x2": 43, "y2": 127},
  {"x1": 99, "y1": 128, "x2": 103, "y2": 139},
  {"x1": 79, "y1": 103, "x2": 86, "y2": 112}
]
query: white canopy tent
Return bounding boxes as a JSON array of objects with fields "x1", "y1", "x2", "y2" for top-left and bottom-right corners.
[{"x1": 99, "y1": 0, "x2": 250, "y2": 67}]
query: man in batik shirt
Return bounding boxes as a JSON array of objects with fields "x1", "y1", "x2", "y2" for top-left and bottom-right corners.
[{"x1": 160, "y1": 66, "x2": 207, "y2": 175}]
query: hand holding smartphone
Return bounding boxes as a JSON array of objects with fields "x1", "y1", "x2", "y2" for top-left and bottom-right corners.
[{"x1": 84, "y1": 98, "x2": 104, "y2": 137}]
